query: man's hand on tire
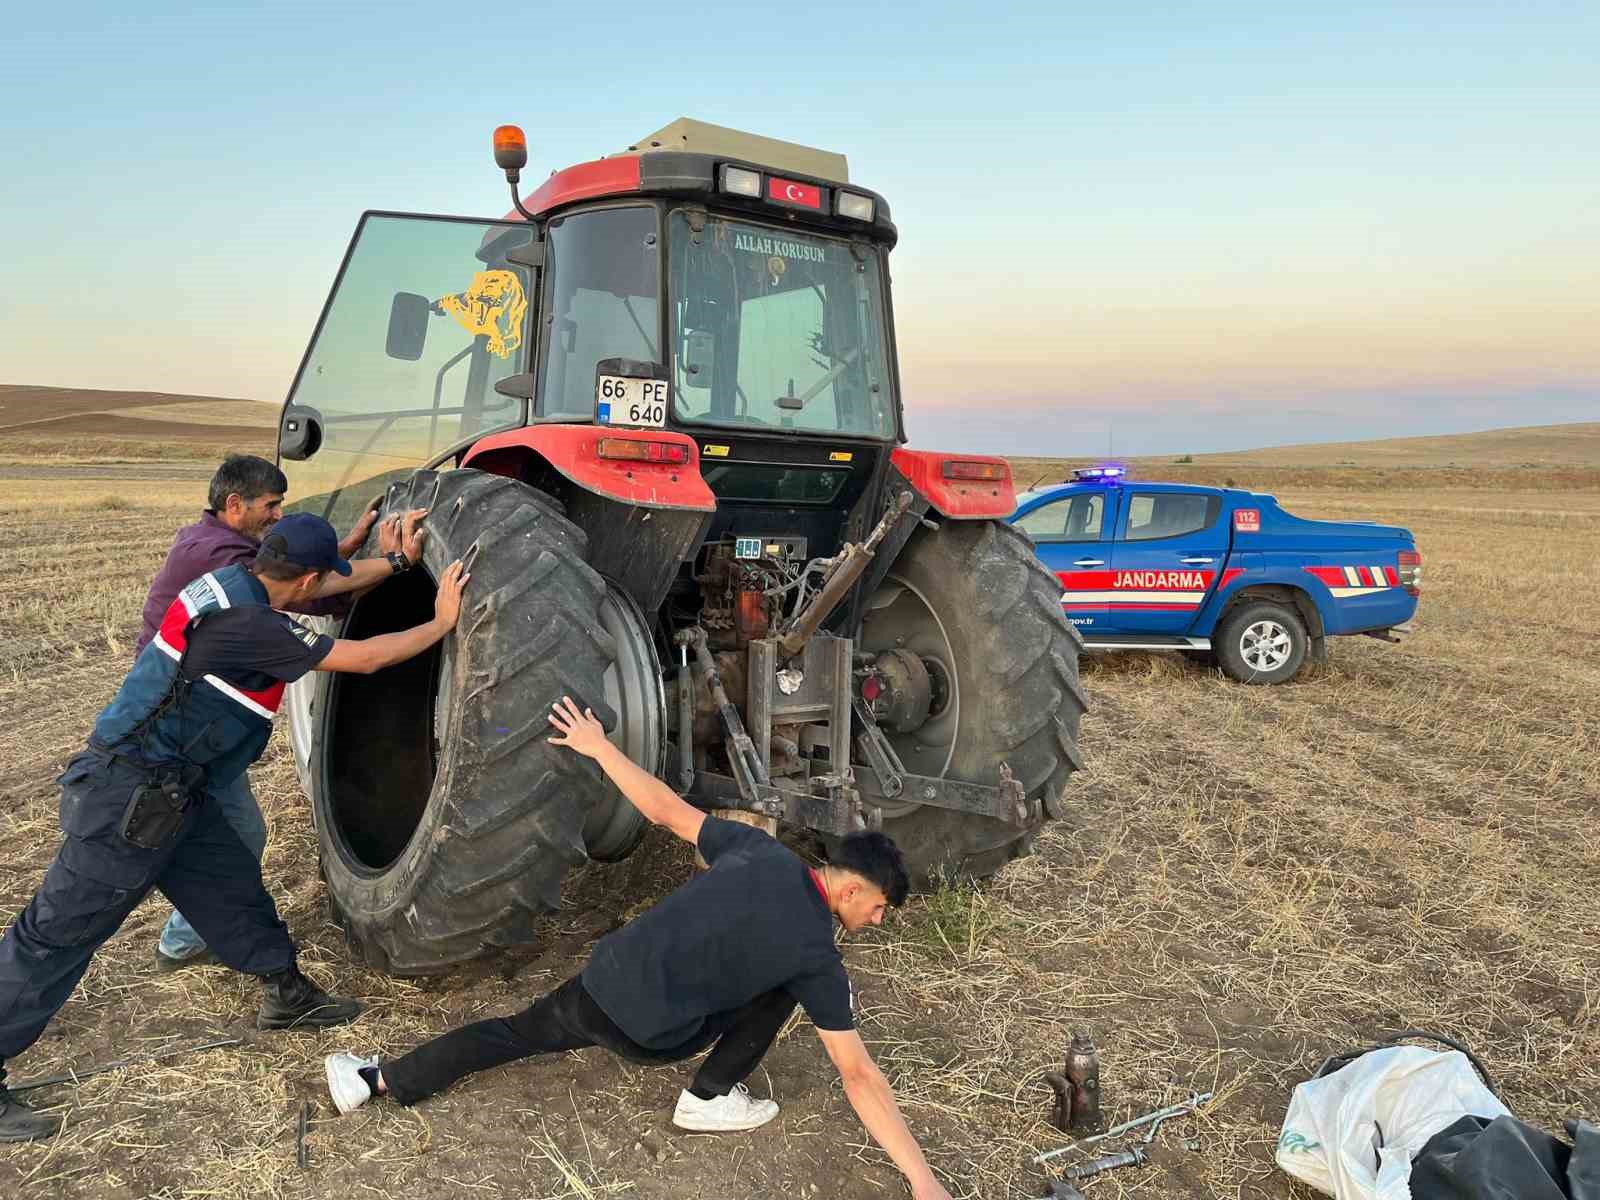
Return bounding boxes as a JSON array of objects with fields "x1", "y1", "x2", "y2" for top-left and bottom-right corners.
[
  {"x1": 547, "y1": 697, "x2": 609, "y2": 759},
  {"x1": 377, "y1": 513, "x2": 402, "y2": 556},
  {"x1": 399, "y1": 508, "x2": 429, "y2": 564},
  {"x1": 339, "y1": 507, "x2": 380, "y2": 558},
  {"x1": 376, "y1": 508, "x2": 429, "y2": 563},
  {"x1": 433, "y1": 559, "x2": 469, "y2": 629}
]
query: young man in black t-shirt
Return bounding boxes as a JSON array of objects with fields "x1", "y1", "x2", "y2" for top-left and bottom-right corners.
[{"x1": 327, "y1": 697, "x2": 955, "y2": 1200}]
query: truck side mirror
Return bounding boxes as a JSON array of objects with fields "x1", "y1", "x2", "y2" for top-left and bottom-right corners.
[{"x1": 385, "y1": 292, "x2": 432, "y2": 361}]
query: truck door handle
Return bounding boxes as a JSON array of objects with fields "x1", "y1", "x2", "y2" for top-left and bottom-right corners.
[
  {"x1": 1073, "y1": 558, "x2": 1105, "y2": 567},
  {"x1": 1181, "y1": 557, "x2": 1214, "y2": 565}
]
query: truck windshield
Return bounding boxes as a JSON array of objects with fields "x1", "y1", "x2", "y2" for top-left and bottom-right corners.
[{"x1": 667, "y1": 212, "x2": 896, "y2": 439}]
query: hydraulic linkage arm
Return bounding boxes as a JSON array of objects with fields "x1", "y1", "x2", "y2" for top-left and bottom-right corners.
[
  {"x1": 676, "y1": 625, "x2": 772, "y2": 805},
  {"x1": 777, "y1": 490, "x2": 914, "y2": 658}
]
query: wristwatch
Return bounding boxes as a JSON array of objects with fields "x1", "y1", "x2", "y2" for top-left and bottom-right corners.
[{"x1": 385, "y1": 551, "x2": 412, "y2": 574}]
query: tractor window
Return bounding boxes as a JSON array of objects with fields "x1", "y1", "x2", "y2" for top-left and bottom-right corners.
[
  {"x1": 668, "y1": 213, "x2": 896, "y2": 439},
  {"x1": 538, "y1": 205, "x2": 661, "y2": 419},
  {"x1": 278, "y1": 213, "x2": 535, "y2": 530}
]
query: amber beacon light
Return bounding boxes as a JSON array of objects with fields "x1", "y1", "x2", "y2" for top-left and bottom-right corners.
[
  {"x1": 493, "y1": 125, "x2": 528, "y2": 175},
  {"x1": 493, "y1": 124, "x2": 534, "y2": 220}
]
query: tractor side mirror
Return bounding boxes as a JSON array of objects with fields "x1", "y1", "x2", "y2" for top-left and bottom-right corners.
[
  {"x1": 385, "y1": 292, "x2": 432, "y2": 361},
  {"x1": 279, "y1": 405, "x2": 323, "y2": 461}
]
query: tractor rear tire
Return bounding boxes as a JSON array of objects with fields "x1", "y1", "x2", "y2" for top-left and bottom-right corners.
[
  {"x1": 857, "y1": 520, "x2": 1087, "y2": 888},
  {"x1": 314, "y1": 468, "x2": 617, "y2": 974}
]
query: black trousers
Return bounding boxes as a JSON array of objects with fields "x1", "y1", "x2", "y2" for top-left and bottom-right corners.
[
  {"x1": 381, "y1": 975, "x2": 796, "y2": 1107},
  {"x1": 0, "y1": 751, "x2": 295, "y2": 1082}
]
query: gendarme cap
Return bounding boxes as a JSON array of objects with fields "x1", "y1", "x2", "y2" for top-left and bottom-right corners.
[{"x1": 256, "y1": 512, "x2": 353, "y2": 576}]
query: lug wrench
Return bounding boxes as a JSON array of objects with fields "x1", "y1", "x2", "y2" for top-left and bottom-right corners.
[{"x1": 1034, "y1": 1091, "x2": 1213, "y2": 1164}]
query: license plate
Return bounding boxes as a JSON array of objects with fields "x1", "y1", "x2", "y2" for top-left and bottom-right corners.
[{"x1": 596, "y1": 375, "x2": 668, "y2": 427}]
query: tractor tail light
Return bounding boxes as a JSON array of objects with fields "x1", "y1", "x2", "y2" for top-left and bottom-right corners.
[
  {"x1": 1398, "y1": 550, "x2": 1423, "y2": 596},
  {"x1": 596, "y1": 437, "x2": 690, "y2": 466},
  {"x1": 942, "y1": 459, "x2": 1008, "y2": 482}
]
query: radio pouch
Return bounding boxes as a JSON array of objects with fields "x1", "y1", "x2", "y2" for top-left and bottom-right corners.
[{"x1": 119, "y1": 771, "x2": 193, "y2": 850}]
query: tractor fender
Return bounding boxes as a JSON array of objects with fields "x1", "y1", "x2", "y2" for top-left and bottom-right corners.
[
  {"x1": 890, "y1": 448, "x2": 1016, "y2": 518},
  {"x1": 461, "y1": 425, "x2": 716, "y2": 512}
]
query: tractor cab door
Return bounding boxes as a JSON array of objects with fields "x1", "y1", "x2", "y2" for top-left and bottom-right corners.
[{"x1": 276, "y1": 212, "x2": 539, "y2": 532}]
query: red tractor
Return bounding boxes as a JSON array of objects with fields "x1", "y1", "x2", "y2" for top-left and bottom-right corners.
[{"x1": 276, "y1": 119, "x2": 1086, "y2": 974}]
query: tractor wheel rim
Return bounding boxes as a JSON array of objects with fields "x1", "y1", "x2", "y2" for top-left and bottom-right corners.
[
  {"x1": 859, "y1": 574, "x2": 960, "y2": 817},
  {"x1": 589, "y1": 585, "x2": 665, "y2": 859},
  {"x1": 1241, "y1": 620, "x2": 1292, "y2": 671}
]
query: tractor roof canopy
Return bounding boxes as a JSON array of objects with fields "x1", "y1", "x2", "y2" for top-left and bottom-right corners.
[{"x1": 508, "y1": 118, "x2": 896, "y2": 244}]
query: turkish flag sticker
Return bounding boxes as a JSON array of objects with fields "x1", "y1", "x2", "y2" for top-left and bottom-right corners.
[{"x1": 768, "y1": 176, "x2": 822, "y2": 209}]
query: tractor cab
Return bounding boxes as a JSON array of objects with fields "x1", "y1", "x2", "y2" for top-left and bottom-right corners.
[{"x1": 277, "y1": 119, "x2": 902, "y2": 541}]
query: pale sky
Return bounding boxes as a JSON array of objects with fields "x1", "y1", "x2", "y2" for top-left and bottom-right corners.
[{"x1": 1, "y1": 1, "x2": 1594, "y2": 455}]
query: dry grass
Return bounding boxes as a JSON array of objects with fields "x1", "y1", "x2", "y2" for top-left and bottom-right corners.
[
  {"x1": 1, "y1": 464, "x2": 1597, "y2": 1199},
  {"x1": 1149, "y1": 421, "x2": 1600, "y2": 469}
]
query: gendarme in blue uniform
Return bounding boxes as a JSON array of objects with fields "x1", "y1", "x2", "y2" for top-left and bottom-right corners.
[
  {"x1": 0, "y1": 563, "x2": 332, "y2": 1087},
  {"x1": 93, "y1": 564, "x2": 326, "y2": 787}
]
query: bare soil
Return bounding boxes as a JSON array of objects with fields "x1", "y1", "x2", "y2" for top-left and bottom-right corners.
[
  {"x1": 0, "y1": 385, "x2": 275, "y2": 430},
  {"x1": 0, "y1": 385, "x2": 276, "y2": 465},
  {"x1": 0, "y1": 434, "x2": 1596, "y2": 1200}
]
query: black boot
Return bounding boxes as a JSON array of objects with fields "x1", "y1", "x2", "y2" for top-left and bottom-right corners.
[
  {"x1": 0, "y1": 1082, "x2": 62, "y2": 1143},
  {"x1": 257, "y1": 964, "x2": 363, "y2": 1031}
]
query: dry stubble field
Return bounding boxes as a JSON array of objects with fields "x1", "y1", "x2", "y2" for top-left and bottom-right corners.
[{"x1": 1, "y1": 455, "x2": 1597, "y2": 1200}]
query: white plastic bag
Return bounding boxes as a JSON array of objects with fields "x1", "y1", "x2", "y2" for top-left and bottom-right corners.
[{"x1": 1276, "y1": 1046, "x2": 1509, "y2": 1200}]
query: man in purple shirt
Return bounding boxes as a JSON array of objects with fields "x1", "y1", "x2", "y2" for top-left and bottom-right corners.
[{"x1": 142, "y1": 454, "x2": 420, "y2": 969}]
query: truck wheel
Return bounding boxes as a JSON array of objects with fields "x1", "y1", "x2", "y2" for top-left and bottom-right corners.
[
  {"x1": 311, "y1": 467, "x2": 653, "y2": 974},
  {"x1": 1214, "y1": 600, "x2": 1307, "y2": 685},
  {"x1": 856, "y1": 520, "x2": 1087, "y2": 888}
]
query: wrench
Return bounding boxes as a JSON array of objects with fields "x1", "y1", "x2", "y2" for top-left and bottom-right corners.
[{"x1": 1034, "y1": 1091, "x2": 1213, "y2": 1164}]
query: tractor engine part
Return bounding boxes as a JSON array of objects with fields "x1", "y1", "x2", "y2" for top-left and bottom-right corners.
[
  {"x1": 682, "y1": 650, "x2": 747, "y2": 746},
  {"x1": 698, "y1": 536, "x2": 807, "y2": 649},
  {"x1": 864, "y1": 648, "x2": 933, "y2": 734}
]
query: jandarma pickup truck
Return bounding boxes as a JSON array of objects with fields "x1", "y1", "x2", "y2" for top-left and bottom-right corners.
[{"x1": 1010, "y1": 468, "x2": 1421, "y2": 683}]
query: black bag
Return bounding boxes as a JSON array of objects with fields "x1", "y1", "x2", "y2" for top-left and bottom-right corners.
[{"x1": 1410, "y1": 1115, "x2": 1600, "y2": 1200}]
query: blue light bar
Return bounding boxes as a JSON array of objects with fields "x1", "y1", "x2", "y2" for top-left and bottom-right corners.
[{"x1": 1072, "y1": 466, "x2": 1126, "y2": 482}]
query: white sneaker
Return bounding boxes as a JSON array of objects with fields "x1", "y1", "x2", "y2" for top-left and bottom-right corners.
[
  {"x1": 672, "y1": 1084, "x2": 779, "y2": 1132},
  {"x1": 325, "y1": 1052, "x2": 379, "y2": 1115}
]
